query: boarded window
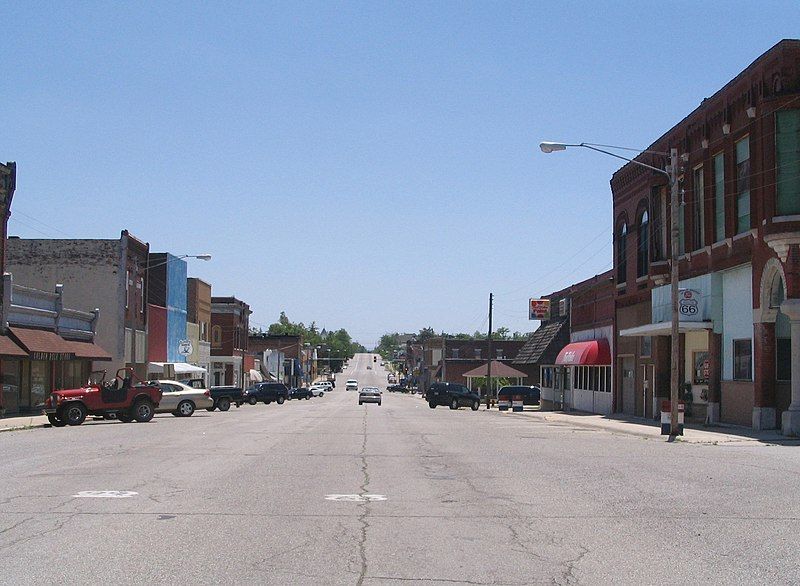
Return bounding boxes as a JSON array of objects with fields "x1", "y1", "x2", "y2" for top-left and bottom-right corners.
[
  {"x1": 776, "y1": 111, "x2": 800, "y2": 216},
  {"x1": 736, "y1": 137, "x2": 750, "y2": 234}
]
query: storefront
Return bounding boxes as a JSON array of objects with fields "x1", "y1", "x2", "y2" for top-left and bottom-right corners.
[{"x1": 554, "y1": 338, "x2": 613, "y2": 415}]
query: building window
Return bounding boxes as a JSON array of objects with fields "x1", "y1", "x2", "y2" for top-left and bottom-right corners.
[
  {"x1": 125, "y1": 270, "x2": 130, "y2": 309},
  {"x1": 678, "y1": 199, "x2": 686, "y2": 254},
  {"x1": 138, "y1": 277, "x2": 145, "y2": 314},
  {"x1": 777, "y1": 338, "x2": 791, "y2": 381},
  {"x1": 714, "y1": 152, "x2": 725, "y2": 241},
  {"x1": 735, "y1": 136, "x2": 750, "y2": 234},
  {"x1": 200, "y1": 321, "x2": 208, "y2": 341},
  {"x1": 617, "y1": 222, "x2": 627, "y2": 284},
  {"x1": 693, "y1": 351, "x2": 709, "y2": 384},
  {"x1": 474, "y1": 348, "x2": 481, "y2": 359},
  {"x1": 776, "y1": 111, "x2": 800, "y2": 216},
  {"x1": 733, "y1": 339, "x2": 752, "y2": 381},
  {"x1": 573, "y1": 366, "x2": 611, "y2": 392},
  {"x1": 641, "y1": 336, "x2": 652, "y2": 358},
  {"x1": 637, "y1": 208, "x2": 649, "y2": 277},
  {"x1": 212, "y1": 326, "x2": 222, "y2": 348},
  {"x1": 496, "y1": 348, "x2": 504, "y2": 359},
  {"x1": 693, "y1": 166, "x2": 705, "y2": 249},
  {"x1": 651, "y1": 186, "x2": 664, "y2": 261},
  {"x1": 451, "y1": 348, "x2": 459, "y2": 359},
  {"x1": 541, "y1": 366, "x2": 554, "y2": 388}
]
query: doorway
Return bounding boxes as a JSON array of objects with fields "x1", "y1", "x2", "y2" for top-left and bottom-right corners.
[
  {"x1": 621, "y1": 357, "x2": 635, "y2": 416},
  {"x1": 640, "y1": 364, "x2": 655, "y2": 419}
]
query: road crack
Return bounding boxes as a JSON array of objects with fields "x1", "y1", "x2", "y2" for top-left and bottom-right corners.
[{"x1": 356, "y1": 406, "x2": 370, "y2": 586}]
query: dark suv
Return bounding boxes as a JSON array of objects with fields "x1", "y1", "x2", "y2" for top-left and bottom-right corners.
[
  {"x1": 426, "y1": 382, "x2": 481, "y2": 411},
  {"x1": 244, "y1": 382, "x2": 290, "y2": 405}
]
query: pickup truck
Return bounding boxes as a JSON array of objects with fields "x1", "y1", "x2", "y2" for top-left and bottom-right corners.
[
  {"x1": 208, "y1": 386, "x2": 245, "y2": 411},
  {"x1": 243, "y1": 382, "x2": 290, "y2": 405}
]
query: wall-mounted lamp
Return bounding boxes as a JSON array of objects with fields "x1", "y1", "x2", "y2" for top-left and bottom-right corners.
[
  {"x1": 746, "y1": 106, "x2": 756, "y2": 119},
  {"x1": 722, "y1": 123, "x2": 731, "y2": 135}
]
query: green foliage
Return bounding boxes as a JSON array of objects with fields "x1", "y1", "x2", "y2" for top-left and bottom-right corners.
[{"x1": 263, "y1": 313, "x2": 365, "y2": 370}]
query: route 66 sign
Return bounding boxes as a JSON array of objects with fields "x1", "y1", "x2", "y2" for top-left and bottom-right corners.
[
  {"x1": 678, "y1": 289, "x2": 703, "y2": 322},
  {"x1": 178, "y1": 340, "x2": 193, "y2": 356}
]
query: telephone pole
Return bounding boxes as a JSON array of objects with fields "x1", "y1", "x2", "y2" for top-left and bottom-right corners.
[
  {"x1": 668, "y1": 147, "x2": 681, "y2": 437},
  {"x1": 486, "y1": 292, "x2": 493, "y2": 409}
]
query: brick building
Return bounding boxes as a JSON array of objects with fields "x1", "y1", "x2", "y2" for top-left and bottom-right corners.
[
  {"x1": 186, "y1": 278, "x2": 211, "y2": 386},
  {"x1": 210, "y1": 296, "x2": 251, "y2": 387},
  {"x1": 248, "y1": 333, "x2": 305, "y2": 386},
  {"x1": 611, "y1": 39, "x2": 800, "y2": 431},
  {"x1": 419, "y1": 338, "x2": 530, "y2": 391}
]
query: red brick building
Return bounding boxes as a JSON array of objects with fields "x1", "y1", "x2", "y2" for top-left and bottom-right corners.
[
  {"x1": 210, "y1": 296, "x2": 251, "y2": 387},
  {"x1": 612, "y1": 39, "x2": 800, "y2": 431}
]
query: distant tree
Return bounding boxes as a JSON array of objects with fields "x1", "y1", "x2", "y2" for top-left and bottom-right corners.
[{"x1": 416, "y1": 327, "x2": 436, "y2": 342}]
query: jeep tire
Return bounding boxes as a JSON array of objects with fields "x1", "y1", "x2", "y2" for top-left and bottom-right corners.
[
  {"x1": 47, "y1": 413, "x2": 67, "y2": 427},
  {"x1": 64, "y1": 403, "x2": 87, "y2": 426},
  {"x1": 133, "y1": 399, "x2": 155, "y2": 423}
]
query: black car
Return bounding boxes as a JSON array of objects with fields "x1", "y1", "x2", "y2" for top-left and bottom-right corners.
[
  {"x1": 289, "y1": 387, "x2": 312, "y2": 400},
  {"x1": 498, "y1": 385, "x2": 541, "y2": 406},
  {"x1": 208, "y1": 386, "x2": 245, "y2": 411},
  {"x1": 244, "y1": 382, "x2": 290, "y2": 405},
  {"x1": 426, "y1": 382, "x2": 481, "y2": 411}
]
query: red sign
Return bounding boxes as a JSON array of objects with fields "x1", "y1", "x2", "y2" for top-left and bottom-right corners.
[{"x1": 529, "y1": 299, "x2": 550, "y2": 320}]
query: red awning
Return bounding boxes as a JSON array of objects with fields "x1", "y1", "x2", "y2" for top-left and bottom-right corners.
[
  {"x1": 0, "y1": 334, "x2": 28, "y2": 357},
  {"x1": 63, "y1": 340, "x2": 113, "y2": 361},
  {"x1": 555, "y1": 340, "x2": 611, "y2": 366}
]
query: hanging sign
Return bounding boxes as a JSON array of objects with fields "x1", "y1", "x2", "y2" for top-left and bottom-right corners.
[
  {"x1": 529, "y1": 299, "x2": 550, "y2": 320},
  {"x1": 177, "y1": 340, "x2": 193, "y2": 356},
  {"x1": 678, "y1": 289, "x2": 704, "y2": 322}
]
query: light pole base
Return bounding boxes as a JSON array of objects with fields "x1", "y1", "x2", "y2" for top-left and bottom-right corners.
[{"x1": 782, "y1": 409, "x2": 800, "y2": 436}]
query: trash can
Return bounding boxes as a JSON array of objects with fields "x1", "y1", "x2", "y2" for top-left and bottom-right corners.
[
  {"x1": 660, "y1": 400, "x2": 684, "y2": 435},
  {"x1": 512, "y1": 394, "x2": 524, "y2": 412}
]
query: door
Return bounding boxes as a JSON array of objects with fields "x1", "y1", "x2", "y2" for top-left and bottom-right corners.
[
  {"x1": 621, "y1": 357, "x2": 635, "y2": 416},
  {"x1": 640, "y1": 364, "x2": 655, "y2": 419},
  {"x1": 159, "y1": 383, "x2": 179, "y2": 411}
]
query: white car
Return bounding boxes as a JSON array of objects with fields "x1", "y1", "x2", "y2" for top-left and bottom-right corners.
[
  {"x1": 309, "y1": 384, "x2": 327, "y2": 397},
  {"x1": 315, "y1": 381, "x2": 334, "y2": 392},
  {"x1": 154, "y1": 380, "x2": 213, "y2": 417},
  {"x1": 359, "y1": 387, "x2": 382, "y2": 406},
  {"x1": 346, "y1": 379, "x2": 358, "y2": 391}
]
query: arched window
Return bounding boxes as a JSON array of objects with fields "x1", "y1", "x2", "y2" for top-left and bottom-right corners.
[
  {"x1": 212, "y1": 325, "x2": 222, "y2": 348},
  {"x1": 637, "y1": 209, "x2": 649, "y2": 277},
  {"x1": 617, "y1": 222, "x2": 628, "y2": 284}
]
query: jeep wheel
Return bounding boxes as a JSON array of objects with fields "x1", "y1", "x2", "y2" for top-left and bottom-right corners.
[
  {"x1": 428, "y1": 402, "x2": 436, "y2": 409},
  {"x1": 64, "y1": 403, "x2": 87, "y2": 426},
  {"x1": 47, "y1": 413, "x2": 67, "y2": 427},
  {"x1": 450, "y1": 399, "x2": 458, "y2": 410},
  {"x1": 133, "y1": 400, "x2": 155, "y2": 423},
  {"x1": 177, "y1": 400, "x2": 195, "y2": 417},
  {"x1": 218, "y1": 398, "x2": 231, "y2": 411},
  {"x1": 117, "y1": 412, "x2": 133, "y2": 423},
  {"x1": 277, "y1": 396, "x2": 285, "y2": 405},
  {"x1": 248, "y1": 396, "x2": 257, "y2": 405},
  {"x1": 471, "y1": 400, "x2": 480, "y2": 411}
]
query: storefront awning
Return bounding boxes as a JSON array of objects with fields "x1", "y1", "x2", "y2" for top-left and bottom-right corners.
[
  {"x1": 63, "y1": 340, "x2": 113, "y2": 361},
  {"x1": 148, "y1": 362, "x2": 208, "y2": 375},
  {"x1": 555, "y1": 340, "x2": 611, "y2": 366},
  {"x1": 619, "y1": 321, "x2": 713, "y2": 337},
  {"x1": 9, "y1": 327, "x2": 76, "y2": 360},
  {"x1": 0, "y1": 334, "x2": 28, "y2": 357}
]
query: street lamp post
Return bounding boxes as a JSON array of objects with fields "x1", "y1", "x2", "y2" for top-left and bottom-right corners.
[{"x1": 539, "y1": 142, "x2": 682, "y2": 438}]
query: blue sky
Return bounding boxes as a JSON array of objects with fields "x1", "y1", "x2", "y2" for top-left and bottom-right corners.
[{"x1": 3, "y1": 2, "x2": 797, "y2": 347}]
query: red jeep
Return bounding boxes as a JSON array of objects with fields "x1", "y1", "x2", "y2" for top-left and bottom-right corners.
[{"x1": 43, "y1": 368, "x2": 162, "y2": 427}]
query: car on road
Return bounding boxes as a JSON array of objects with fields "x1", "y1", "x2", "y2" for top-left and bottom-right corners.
[
  {"x1": 314, "y1": 381, "x2": 334, "y2": 392},
  {"x1": 309, "y1": 384, "x2": 327, "y2": 397},
  {"x1": 359, "y1": 387, "x2": 382, "y2": 406},
  {"x1": 208, "y1": 386, "x2": 244, "y2": 411},
  {"x1": 244, "y1": 382, "x2": 290, "y2": 405},
  {"x1": 42, "y1": 368, "x2": 162, "y2": 427},
  {"x1": 346, "y1": 379, "x2": 358, "y2": 391},
  {"x1": 426, "y1": 382, "x2": 481, "y2": 411},
  {"x1": 289, "y1": 387, "x2": 312, "y2": 400},
  {"x1": 154, "y1": 380, "x2": 213, "y2": 417},
  {"x1": 497, "y1": 385, "x2": 541, "y2": 406}
]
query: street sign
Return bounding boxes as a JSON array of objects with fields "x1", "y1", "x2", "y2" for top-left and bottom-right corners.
[
  {"x1": 178, "y1": 340, "x2": 193, "y2": 356},
  {"x1": 678, "y1": 289, "x2": 703, "y2": 321},
  {"x1": 529, "y1": 298, "x2": 550, "y2": 320}
]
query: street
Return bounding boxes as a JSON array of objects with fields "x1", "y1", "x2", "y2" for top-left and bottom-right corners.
[{"x1": 2, "y1": 354, "x2": 800, "y2": 585}]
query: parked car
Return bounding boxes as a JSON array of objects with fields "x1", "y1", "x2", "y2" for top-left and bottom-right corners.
[
  {"x1": 289, "y1": 387, "x2": 312, "y2": 400},
  {"x1": 244, "y1": 382, "x2": 290, "y2": 405},
  {"x1": 346, "y1": 379, "x2": 358, "y2": 391},
  {"x1": 359, "y1": 387, "x2": 382, "y2": 406},
  {"x1": 154, "y1": 380, "x2": 213, "y2": 416},
  {"x1": 315, "y1": 381, "x2": 334, "y2": 392},
  {"x1": 497, "y1": 385, "x2": 541, "y2": 406},
  {"x1": 42, "y1": 368, "x2": 162, "y2": 427},
  {"x1": 208, "y1": 386, "x2": 245, "y2": 411},
  {"x1": 309, "y1": 384, "x2": 327, "y2": 397},
  {"x1": 426, "y1": 382, "x2": 480, "y2": 411}
]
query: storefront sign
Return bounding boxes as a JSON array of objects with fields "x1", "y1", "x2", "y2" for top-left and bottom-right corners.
[
  {"x1": 678, "y1": 289, "x2": 704, "y2": 321},
  {"x1": 29, "y1": 352, "x2": 75, "y2": 361},
  {"x1": 529, "y1": 299, "x2": 550, "y2": 320},
  {"x1": 177, "y1": 340, "x2": 193, "y2": 356}
]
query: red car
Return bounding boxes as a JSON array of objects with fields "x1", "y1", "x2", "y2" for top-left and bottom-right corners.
[{"x1": 43, "y1": 368, "x2": 162, "y2": 427}]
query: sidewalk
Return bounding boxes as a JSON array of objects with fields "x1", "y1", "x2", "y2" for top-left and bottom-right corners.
[
  {"x1": 0, "y1": 413, "x2": 49, "y2": 433},
  {"x1": 508, "y1": 408, "x2": 798, "y2": 445}
]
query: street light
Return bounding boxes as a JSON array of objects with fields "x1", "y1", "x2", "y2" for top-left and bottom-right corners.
[{"x1": 540, "y1": 141, "x2": 682, "y2": 438}]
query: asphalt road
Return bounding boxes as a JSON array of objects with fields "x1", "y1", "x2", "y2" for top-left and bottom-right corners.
[{"x1": 2, "y1": 353, "x2": 800, "y2": 585}]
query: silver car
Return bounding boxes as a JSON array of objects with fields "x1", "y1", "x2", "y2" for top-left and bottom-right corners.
[
  {"x1": 359, "y1": 386, "x2": 382, "y2": 406},
  {"x1": 155, "y1": 380, "x2": 214, "y2": 417}
]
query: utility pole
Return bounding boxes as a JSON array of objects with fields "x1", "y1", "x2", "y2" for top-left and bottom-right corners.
[
  {"x1": 441, "y1": 330, "x2": 446, "y2": 382},
  {"x1": 486, "y1": 292, "x2": 493, "y2": 409},
  {"x1": 669, "y1": 147, "x2": 681, "y2": 437}
]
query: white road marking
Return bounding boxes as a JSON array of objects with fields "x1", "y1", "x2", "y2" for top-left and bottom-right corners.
[
  {"x1": 324, "y1": 494, "x2": 387, "y2": 502},
  {"x1": 73, "y1": 490, "x2": 138, "y2": 498}
]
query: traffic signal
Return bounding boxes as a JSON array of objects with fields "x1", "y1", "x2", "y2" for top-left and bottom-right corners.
[{"x1": 373, "y1": 356, "x2": 377, "y2": 362}]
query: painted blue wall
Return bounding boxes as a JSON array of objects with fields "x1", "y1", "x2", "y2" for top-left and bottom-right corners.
[{"x1": 165, "y1": 254, "x2": 188, "y2": 363}]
